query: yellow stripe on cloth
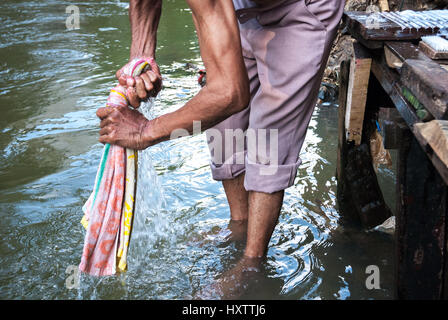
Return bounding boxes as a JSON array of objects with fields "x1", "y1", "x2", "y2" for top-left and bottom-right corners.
[
  {"x1": 132, "y1": 62, "x2": 149, "y2": 77},
  {"x1": 110, "y1": 89, "x2": 127, "y2": 101},
  {"x1": 80, "y1": 214, "x2": 89, "y2": 230},
  {"x1": 117, "y1": 148, "x2": 138, "y2": 272}
]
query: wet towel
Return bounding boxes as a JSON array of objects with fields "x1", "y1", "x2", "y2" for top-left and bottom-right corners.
[{"x1": 79, "y1": 59, "x2": 151, "y2": 276}]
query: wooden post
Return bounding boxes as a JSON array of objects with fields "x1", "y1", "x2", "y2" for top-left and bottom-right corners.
[
  {"x1": 344, "y1": 142, "x2": 392, "y2": 228},
  {"x1": 396, "y1": 130, "x2": 448, "y2": 299},
  {"x1": 378, "y1": 107, "x2": 407, "y2": 149},
  {"x1": 413, "y1": 120, "x2": 448, "y2": 185},
  {"x1": 336, "y1": 60, "x2": 350, "y2": 185},
  {"x1": 337, "y1": 59, "x2": 360, "y2": 224},
  {"x1": 337, "y1": 59, "x2": 393, "y2": 229},
  {"x1": 345, "y1": 42, "x2": 372, "y2": 145},
  {"x1": 379, "y1": 0, "x2": 389, "y2": 12}
]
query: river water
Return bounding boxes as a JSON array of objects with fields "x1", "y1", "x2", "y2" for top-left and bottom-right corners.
[{"x1": 0, "y1": 0, "x2": 396, "y2": 299}]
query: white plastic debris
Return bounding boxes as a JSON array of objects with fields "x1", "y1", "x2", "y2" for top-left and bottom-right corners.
[{"x1": 372, "y1": 216, "x2": 395, "y2": 235}]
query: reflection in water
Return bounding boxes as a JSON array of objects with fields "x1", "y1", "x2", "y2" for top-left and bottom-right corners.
[{"x1": 0, "y1": 0, "x2": 394, "y2": 299}]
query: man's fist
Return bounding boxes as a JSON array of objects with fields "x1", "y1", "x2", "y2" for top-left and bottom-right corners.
[
  {"x1": 115, "y1": 57, "x2": 162, "y2": 108},
  {"x1": 97, "y1": 106, "x2": 151, "y2": 150}
]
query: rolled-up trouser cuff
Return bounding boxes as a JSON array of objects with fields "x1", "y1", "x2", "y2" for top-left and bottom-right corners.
[
  {"x1": 244, "y1": 158, "x2": 302, "y2": 194},
  {"x1": 209, "y1": 151, "x2": 246, "y2": 181}
]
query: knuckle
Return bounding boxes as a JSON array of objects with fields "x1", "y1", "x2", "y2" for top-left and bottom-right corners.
[{"x1": 110, "y1": 113, "x2": 119, "y2": 122}]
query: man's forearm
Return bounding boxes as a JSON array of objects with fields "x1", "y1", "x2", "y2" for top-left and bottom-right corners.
[
  {"x1": 129, "y1": 0, "x2": 162, "y2": 59},
  {"x1": 98, "y1": 0, "x2": 249, "y2": 150},
  {"x1": 143, "y1": 84, "x2": 247, "y2": 147},
  {"x1": 141, "y1": 0, "x2": 250, "y2": 148}
]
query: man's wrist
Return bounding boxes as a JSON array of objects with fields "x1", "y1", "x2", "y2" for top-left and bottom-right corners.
[
  {"x1": 130, "y1": 45, "x2": 156, "y2": 60},
  {"x1": 141, "y1": 118, "x2": 157, "y2": 148}
]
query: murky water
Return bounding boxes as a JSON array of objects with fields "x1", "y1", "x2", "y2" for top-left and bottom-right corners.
[{"x1": 0, "y1": 0, "x2": 396, "y2": 300}]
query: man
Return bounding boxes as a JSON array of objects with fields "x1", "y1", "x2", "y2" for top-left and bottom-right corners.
[{"x1": 97, "y1": 0, "x2": 344, "y2": 298}]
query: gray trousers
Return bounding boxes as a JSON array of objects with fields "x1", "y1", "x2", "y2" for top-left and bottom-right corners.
[{"x1": 206, "y1": 0, "x2": 345, "y2": 193}]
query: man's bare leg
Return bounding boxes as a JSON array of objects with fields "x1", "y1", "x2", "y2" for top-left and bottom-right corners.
[
  {"x1": 222, "y1": 173, "x2": 248, "y2": 221},
  {"x1": 220, "y1": 173, "x2": 249, "y2": 242},
  {"x1": 189, "y1": 174, "x2": 248, "y2": 245},
  {"x1": 219, "y1": 186, "x2": 284, "y2": 256},
  {"x1": 196, "y1": 190, "x2": 284, "y2": 299},
  {"x1": 244, "y1": 190, "x2": 284, "y2": 257}
]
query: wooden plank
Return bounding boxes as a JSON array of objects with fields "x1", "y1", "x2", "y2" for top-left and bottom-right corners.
[
  {"x1": 384, "y1": 41, "x2": 448, "y2": 69},
  {"x1": 342, "y1": 13, "x2": 384, "y2": 49},
  {"x1": 357, "y1": 36, "x2": 384, "y2": 50},
  {"x1": 419, "y1": 40, "x2": 448, "y2": 60},
  {"x1": 384, "y1": 41, "x2": 433, "y2": 69},
  {"x1": 345, "y1": 42, "x2": 372, "y2": 145},
  {"x1": 413, "y1": 120, "x2": 448, "y2": 185},
  {"x1": 414, "y1": 120, "x2": 448, "y2": 167},
  {"x1": 371, "y1": 55, "x2": 421, "y2": 127},
  {"x1": 344, "y1": 11, "x2": 404, "y2": 41},
  {"x1": 396, "y1": 132, "x2": 447, "y2": 299},
  {"x1": 344, "y1": 11, "x2": 440, "y2": 42},
  {"x1": 379, "y1": 0, "x2": 389, "y2": 12},
  {"x1": 386, "y1": 42, "x2": 426, "y2": 62},
  {"x1": 384, "y1": 45, "x2": 404, "y2": 69},
  {"x1": 401, "y1": 59, "x2": 448, "y2": 120}
]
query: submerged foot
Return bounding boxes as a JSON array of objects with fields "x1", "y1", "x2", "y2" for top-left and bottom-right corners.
[
  {"x1": 208, "y1": 219, "x2": 247, "y2": 244},
  {"x1": 188, "y1": 219, "x2": 248, "y2": 247},
  {"x1": 194, "y1": 255, "x2": 264, "y2": 300}
]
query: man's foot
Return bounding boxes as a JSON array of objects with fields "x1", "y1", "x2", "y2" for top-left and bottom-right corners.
[
  {"x1": 207, "y1": 219, "x2": 248, "y2": 244},
  {"x1": 187, "y1": 219, "x2": 248, "y2": 247},
  {"x1": 194, "y1": 255, "x2": 264, "y2": 300}
]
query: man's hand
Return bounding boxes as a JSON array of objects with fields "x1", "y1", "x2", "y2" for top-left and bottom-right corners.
[
  {"x1": 108, "y1": 0, "x2": 249, "y2": 148},
  {"x1": 115, "y1": 57, "x2": 162, "y2": 108},
  {"x1": 97, "y1": 106, "x2": 150, "y2": 150}
]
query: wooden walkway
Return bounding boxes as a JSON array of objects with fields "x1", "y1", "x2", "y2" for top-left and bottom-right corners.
[{"x1": 338, "y1": 10, "x2": 448, "y2": 299}]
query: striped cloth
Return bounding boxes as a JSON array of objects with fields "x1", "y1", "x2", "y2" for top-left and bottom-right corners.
[{"x1": 79, "y1": 59, "x2": 151, "y2": 276}]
